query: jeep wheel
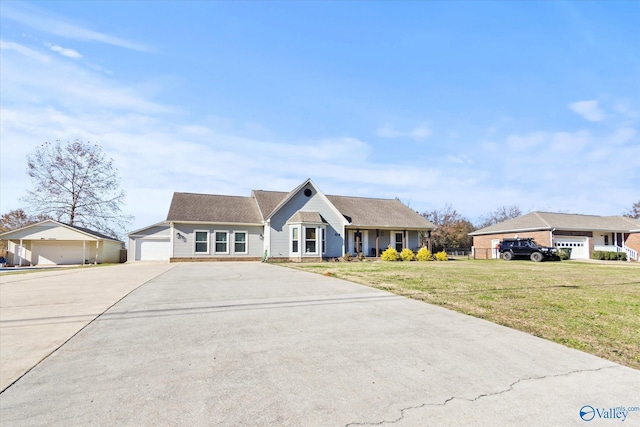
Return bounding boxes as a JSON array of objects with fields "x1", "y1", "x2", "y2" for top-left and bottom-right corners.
[
  {"x1": 530, "y1": 252, "x2": 543, "y2": 262},
  {"x1": 503, "y1": 251, "x2": 514, "y2": 261}
]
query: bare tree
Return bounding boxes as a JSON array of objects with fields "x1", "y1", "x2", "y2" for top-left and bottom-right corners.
[
  {"x1": 623, "y1": 201, "x2": 640, "y2": 219},
  {"x1": 422, "y1": 204, "x2": 474, "y2": 251},
  {"x1": 21, "y1": 140, "x2": 132, "y2": 239},
  {"x1": 476, "y1": 205, "x2": 523, "y2": 229},
  {"x1": 0, "y1": 209, "x2": 48, "y2": 233}
]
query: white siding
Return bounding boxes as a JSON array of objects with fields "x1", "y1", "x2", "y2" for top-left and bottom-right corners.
[
  {"x1": 5, "y1": 222, "x2": 95, "y2": 240},
  {"x1": 101, "y1": 240, "x2": 124, "y2": 263}
]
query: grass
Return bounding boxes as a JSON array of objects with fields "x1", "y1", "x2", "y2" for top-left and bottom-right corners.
[{"x1": 286, "y1": 259, "x2": 640, "y2": 369}]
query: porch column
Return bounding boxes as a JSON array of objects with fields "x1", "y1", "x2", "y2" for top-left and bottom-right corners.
[
  {"x1": 356, "y1": 230, "x2": 361, "y2": 255},
  {"x1": 403, "y1": 230, "x2": 407, "y2": 249},
  {"x1": 19, "y1": 239, "x2": 23, "y2": 267},
  {"x1": 169, "y1": 222, "x2": 175, "y2": 259},
  {"x1": 95, "y1": 241, "x2": 99, "y2": 265},
  {"x1": 82, "y1": 241, "x2": 86, "y2": 266},
  {"x1": 376, "y1": 229, "x2": 380, "y2": 257}
]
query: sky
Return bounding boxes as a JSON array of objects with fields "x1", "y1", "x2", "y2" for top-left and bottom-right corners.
[{"x1": 1, "y1": 0, "x2": 639, "y2": 233}]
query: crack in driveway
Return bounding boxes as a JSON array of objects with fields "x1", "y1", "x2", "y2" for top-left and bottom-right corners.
[{"x1": 345, "y1": 365, "x2": 620, "y2": 426}]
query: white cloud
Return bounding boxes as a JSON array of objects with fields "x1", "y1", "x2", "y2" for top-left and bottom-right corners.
[
  {"x1": 409, "y1": 124, "x2": 432, "y2": 140},
  {"x1": 376, "y1": 122, "x2": 432, "y2": 141},
  {"x1": 1, "y1": 45, "x2": 171, "y2": 114},
  {"x1": 0, "y1": 40, "x2": 50, "y2": 62},
  {"x1": 506, "y1": 132, "x2": 546, "y2": 151},
  {"x1": 568, "y1": 100, "x2": 605, "y2": 122},
  {"x1": 550, "y1": 130, "x2": 589, "y2": 153},
  {"x1": 608, "y1": 127, "x2": 637, "y2": 145},
  {"x1": 2, "y1": 3, "x2": 152, "y2": 52},
  {"x1": 376, "y1": 124, "x2": 402, "y2": 138},
  {"x1": 49, "y1": 44, "x2": 82, "y2": 59}
]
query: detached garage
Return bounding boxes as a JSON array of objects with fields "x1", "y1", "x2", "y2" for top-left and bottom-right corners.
[
  {"x1": 128, "y1": 222, "x2": 171, "y2": 261},
  {"x1": 0, "y1": 220, "x2": 125, "y2": 266}
]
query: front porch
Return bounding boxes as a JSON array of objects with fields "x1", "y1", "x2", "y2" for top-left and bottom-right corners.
[
  {"x1": 345, "y1": 228, "x2": 432, "y2": 257},
  {"x1": 592, "y1": 231, "x2": 638, "y2": 261}
]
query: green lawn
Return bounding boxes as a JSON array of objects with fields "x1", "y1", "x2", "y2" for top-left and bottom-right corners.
[{"x1": 285, "y1": 259, "x2": 640, "y2": 369}]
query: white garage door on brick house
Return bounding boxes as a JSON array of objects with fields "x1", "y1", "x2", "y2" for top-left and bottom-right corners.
[{"x1": 554, "y1": 236, "x2": 589, "y2": 259}]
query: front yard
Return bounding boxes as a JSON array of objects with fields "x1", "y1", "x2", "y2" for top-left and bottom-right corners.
[{"x1": 287, "y1": 259, "x2": 640, "y2": 369}]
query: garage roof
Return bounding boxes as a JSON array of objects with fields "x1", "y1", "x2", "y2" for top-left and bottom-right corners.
[
  {"x1": 470, "y1": 211, "x2": 640, "y2": 236},
  {"x1": 0, "y1": 220, "x2": 123, "y2": 242}
]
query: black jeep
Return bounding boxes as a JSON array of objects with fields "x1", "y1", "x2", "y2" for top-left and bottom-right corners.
[{"x1": 498, "y1": 238, "x2": 560, "y2": 262}]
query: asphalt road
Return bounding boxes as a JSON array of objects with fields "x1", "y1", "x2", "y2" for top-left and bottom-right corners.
[{"x1": 1, "y1": 262, "x2": 638, "y2": 426}]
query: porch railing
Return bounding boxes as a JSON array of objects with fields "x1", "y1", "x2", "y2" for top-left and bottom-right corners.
[
  {"x1": 593, "y1": 245, "x2": 622, "y2": 252},
  {"x1": 625, "y1": 247, "x2": 638, "y2": 261}
]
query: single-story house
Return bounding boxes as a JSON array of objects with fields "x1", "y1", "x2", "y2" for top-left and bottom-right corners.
[
  {"x1": 128, "y1": 179, "x2": 436, "y2": 262},
  {"x1": 470, "y1": 211, "x2": 640, "y2": 261},
  {"x1": 0, "y1": 220, "x2": 125, "y2": 266}
]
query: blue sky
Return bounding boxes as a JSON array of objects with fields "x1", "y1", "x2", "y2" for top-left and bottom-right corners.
[{"x1": 1, "y1": 0, "x2": 639, "y2": 232}]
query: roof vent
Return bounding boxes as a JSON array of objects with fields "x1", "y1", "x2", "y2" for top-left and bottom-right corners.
[{"x1": 304, "y1": 188, "x2": 312, "y2": 197}]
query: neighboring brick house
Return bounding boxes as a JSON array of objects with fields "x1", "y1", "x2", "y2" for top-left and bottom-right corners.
[
  {"x1": 470, "y1": 212, "x2": 640, "y2": 261},
  {"x1": 129, "y1": 179, "x2": 436, "y2": 262}
]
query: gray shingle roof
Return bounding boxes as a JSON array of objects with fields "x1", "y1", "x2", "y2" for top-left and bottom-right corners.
[
  {"x1": 327, "y1": 195, "x2": 435, "y2": 229},
  {"x1": 470, "y1": 211, "x2": 640, "y2": 235},
  {"x1": 167, "y1": 187, "x2": 436, "y2": 230},
  {"x1": 287, "y1": 211, "x2": 327, "y2": 224},
  {"x1": 167, "y1": 192, "x2": 263, "y2": 224},
  {"x1": 65, "y1": 223, "x2": 123, "y2": 241},
  {"x1": 252, "y1": 190, "x2": 288, "y2": 219}
]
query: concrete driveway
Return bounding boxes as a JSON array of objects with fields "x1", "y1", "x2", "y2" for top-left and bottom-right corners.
[{"x1": 1, "y1": 262, "x2": 638, "y2": 426}]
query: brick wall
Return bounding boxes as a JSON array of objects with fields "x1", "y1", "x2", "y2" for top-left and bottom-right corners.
[
  {"x1": 472, "y1": 231, "x2": 551, "y2": 259},
  {"x1": 625, "y1": 232, "x2": 640, "y2": 260}
]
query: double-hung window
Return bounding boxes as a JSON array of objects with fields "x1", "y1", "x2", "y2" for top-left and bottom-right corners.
[
  {"x1": 234, "y1": 232, "x2": 247, "y2": 254},
  {"x1": 215, "y1": 231, "x2": 228, "y2": 254},
  {"x1": 195, "y1": 230, "x2": 209, "y2": 254},
  {"x1": 305, "y1": 227, "x2": 317, "y2": 254},
  {"x1": 291, "y1": 226, "x2": 299, "y2": 254}
]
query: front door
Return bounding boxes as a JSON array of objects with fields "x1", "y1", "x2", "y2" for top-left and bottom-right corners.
[{"x1": 394, "y1": 232, "x2": 403, "y2": 251}]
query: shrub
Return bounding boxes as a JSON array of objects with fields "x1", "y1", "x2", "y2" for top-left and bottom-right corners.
[
  {"x1": 416, "y1": 247, "x2": 433, "y2": 261},
  {"x1": 400, "y1": 248, "x2": 415, "y2": 261},
  {"x1": 381, "y1": 246, "x2": 399, "y2": 261},
  {"x1": 592, "y1": 251, "x2": 627, "y2": 261},
  {"x1": 434, "y1": 251, "x2": 449, "y2": 261},
  {"x1": 342, "y1": 252, "x2": 354, "y2": 262}
]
